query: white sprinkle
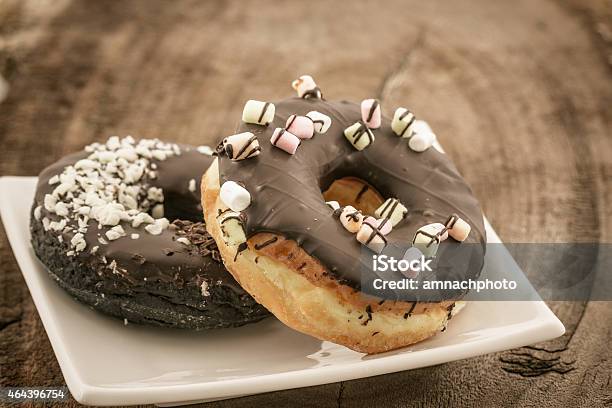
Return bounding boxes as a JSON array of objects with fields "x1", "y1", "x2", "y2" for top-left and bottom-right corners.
[
  {"x1": 91, "y1": 246, "x2": 99, "y2": 254},
  {"x1": 48, "y1": 175, "x2": 60, "y2": 185},
  {"x1": 55, "y1": 202, "x2": 69, "y2": 217},
  {"x1": 177, "y1": 237, "x2": 190, "y2": 245},
  {"x1": 132, "y1": 212, "x2": 154, "y2": 228},
  {"x1": 147, "y1": 187, "x2": 164, "y2": 202},
  {"x1": 107, "y1": 136, "x2": 121, "y2": 150},
  {"x1": 152, "y1": 204, "x2": 164, "y2": 219},
  {"x1": 116, "y1": 148, "x2": 138, "y2": 162},
  {"x1": 74, "y1": 159, "x2": 100, "y2": 170},
  {"x1": 152, "y1": 150, "x2": 167, "y2": 161},
  {"x1": 49, "y1": 219, "x2": 66, "y2": 231},
  {"x1": 188, "y1": 179, "x2": 196, "y2": 193},
  {"x1": 145, "y1": 218, "x2": 169, "y2": 235},
  {"x1": 33, "y1": 206, "x2": 42, "y2": 221},
  {"x1": 66, "y1": 250, "x2": 75, "y2": 257},
  {"x1": 131, "y1": 233, "x2": 139, "y2": 239},
  {"x1": 123, "y1": 318, "x2": 128, "y2": 326},
  {"x1": 96, "y1": 203, "x2": 125, "y2": 226},
  {"x1": 97, "y1": 151, "x2": 116, "y2": 163},
  {"x1": 44, "y1": 194, "x2": 57, "y2": 212},
  {"x1": 71, "y1": 232, "x2": 87, "y2": 252},
  {"x1": 201, "y1": 280, "x2": 210, "y2": 297},
  {"x1": 105, "y1": 225, "x2": 126, "y2": 241}
]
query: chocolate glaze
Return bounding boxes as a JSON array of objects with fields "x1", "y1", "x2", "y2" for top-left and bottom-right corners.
[
  {"x1": 33, "y1": 144, "x2": 269, "y2": 328},
  {"x1": 218, "y1": 98, "x2": 486, "y2": 299}
]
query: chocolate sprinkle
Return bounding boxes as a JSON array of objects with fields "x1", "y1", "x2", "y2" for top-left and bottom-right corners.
[
  {"x1": 254, "y1": 236, "x2": 279, "y2": 250},
  {"x1": 362, "y1": 305, "x2": 373, "y2": 326}
]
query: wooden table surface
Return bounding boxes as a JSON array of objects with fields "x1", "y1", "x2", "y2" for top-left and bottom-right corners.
[{"x1": 1, "y1": 1, "x2": 611, "y2": 406}]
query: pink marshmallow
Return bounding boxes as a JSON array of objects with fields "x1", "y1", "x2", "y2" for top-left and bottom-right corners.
[
  {"x1": 364, "y1": 216, "x2": 392, "y2": 235},
  {"x1": 445, "y1": 214, "x2": 471, "y2": 242},
  {"x1": 285, "y1": 115, "x2": 314, "y2": 139},
  {"x1": 270, "y1": 128, "x2": 300, "y2": 155},
  {"x1": 361, "y1": 99, "x2": 381, "y2": 129},
  {"x1": 356, "y1": 223, "x2": 388, "y2": 254}
]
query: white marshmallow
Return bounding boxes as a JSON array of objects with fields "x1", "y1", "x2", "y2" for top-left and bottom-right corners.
[
  {"x1": 291, "y1": 75, "x2": 322, "y2": 99},
  {"x1": 413, "y1": 222, "x2": 448, "y2": 258},
  {"x1": 356, "y1": 222, "x2": 388, "y2": 254},
  {"x1": 408, "y1": 131, "x2": 435, "y2": 152},
  {"x1": 344, "y1": 122, "x2": 375, "y2": 151},
  {"x1": 242, "y1": 100, "x2": 275, "y2": 125},
  {"x1": 306, "y1": 111, "x2": 332, "y2": 133},
  {"x1": 220, "y1": 181, "x2": 251, "y2": 212},
  {"x1": 339, "y1": 206, "x2": 363, "y2": 233},
  {"x1": 222, "y1": 132, "x2": 261, "y2": 161},
  {"x1": 391, "y1": 108, "x2": 416, "y2": 138},
  {"x1": 411, "y1": 120, "x2": 435, "y2": 136},
  {"x1": 326, "y1": 201, "x2": 340, "y2": 211},
  {"x1": 445, "y1": 214, "x2": 471, "y2": 242},
  {"x1": 374, "y1": 198, "x2": 408, "y2": 227},
  {"x1": 217, "y1": 210, "x2": 247, "y2": 246}
]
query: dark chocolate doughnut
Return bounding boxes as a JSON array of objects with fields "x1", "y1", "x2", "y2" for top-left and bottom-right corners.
[
  {"x1": 203, "y1": 87, "x2": 486, "y2": 352},
  {"x1": 31, "y1": 137, "x2": 269, "y2": 329}
]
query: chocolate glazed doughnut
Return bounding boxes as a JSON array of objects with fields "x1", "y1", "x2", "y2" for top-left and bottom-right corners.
[
  {"x1": 31, "y1": 137, "x2": 269, "y2": 329},
  {"x1": 203, "y1": 93, "x2": 486, "y2": 353}
]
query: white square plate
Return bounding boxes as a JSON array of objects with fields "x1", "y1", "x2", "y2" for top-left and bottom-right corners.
[{"x1": 0, "y1": 176, "x2": 564, "y2": 406}]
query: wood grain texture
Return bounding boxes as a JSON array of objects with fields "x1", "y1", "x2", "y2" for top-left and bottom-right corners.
[{"x1": 1, "y1": 0, "x2": 611, "y2": 406}]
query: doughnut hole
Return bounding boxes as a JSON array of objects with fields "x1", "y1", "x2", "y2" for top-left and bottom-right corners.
[
  {"x1": 159, "y1": 191, "x2": 204, "y2": 223},
  {"x1": 322, "y1": 176, "x2": 384, "y2": 216}
]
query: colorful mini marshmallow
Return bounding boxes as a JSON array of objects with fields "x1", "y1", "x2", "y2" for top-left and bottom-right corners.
[
  {"x1": 408, "y1": 131, "x2": 435, "y2": 152},
  {"x1": 391, "y1": 107, "x2": 416, "y2": 138},
  {"x1": 292, "y1": 75, "x2": 322, "y2": 99},
  {"x1": 326, "y1": 201, "x2": 340, "y2": 211},
  {"x1": 339, "y1": 206, "x2": 363, "y2": 233},
  {"x1": 412, "y1": 120, "x2": 435, "y2": 136},
  {"x1": 270, "y1": 128, "x2": 300, "y2": 155},
  {"x1": 219, "y1": 181, "x2": 251, "y2": 212},
  {"x1": 412, "y1": 222, "x2": 448, "y2": 258},
  {"x1": 306, "y1": 111, "x2": 332, "y2": 134},
  {"x1": 242, "y1": 100, "x2": 275, "y2": 125},
  {"x1": 286, "y1": 115, "x2": 314, "y2": 139},
  {"x1": 374, "y1": 198, "x2": 408, "y2": 227},
  {"x1": 445, "y1": 214, "x2": 471, "y2": 242},
  {"x1": 344, "y1": 122, "x2": 375, "y2": 151},
  {"x1": 363, "y1": 216, "x2": 392, "y2": 235},
  {"x1": 356, "y1": 217, "x2": 391, "y2": 254},
  {"x1": 222, "y1": 132, "x2": 261, "y2": 161},
  {"x1": 361, "y1": 99, "x2": 381, "y2": 129},
  {"x1": 401, "y1": 247, "x2": 425, "y2": 279},
  {"x1": 217, "y1": 210, "x2": 247, "y2": 245}
]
